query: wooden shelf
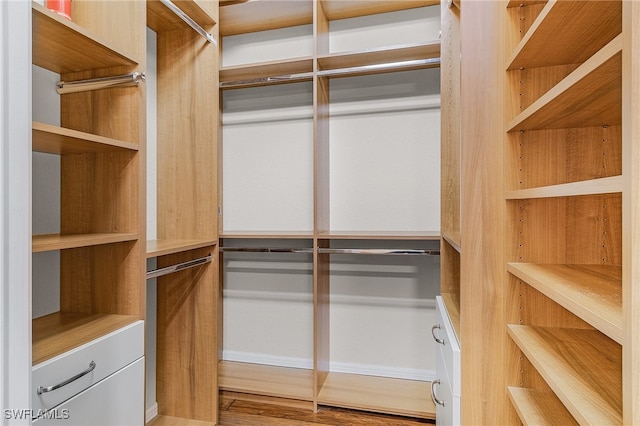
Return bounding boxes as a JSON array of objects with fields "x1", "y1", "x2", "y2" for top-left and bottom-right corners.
[
  {"x1": 508, "y1": 35, "x2": 622, "y2": 132},
  {"x1": 32, "y1": 122, "x2": 138, "y2": 154},
  {"x1": 33, "y1": 233, "x2": 138, "y2": 253},
  {"x1": 219, "y1": 57, "x2": 314, "y2": 87},
  {"x1": 506, "y1": 0, "x2": 547, "y2": 7},
  {"x1": 317, "y1": 231, "x2": 440, "y2": 240},
  {"x1": 32, "y1": 312, "x2": 139, "y2": 365},
  {"x1": 508, "y1": 263, "x2": 622, "y2": 344},
  {"x1": 218, "y1": 361, "x2": 314, "y2": 401},
  {"x1": 507, "y1": 387, "x2": 578, "y2": 426},
  {"x1": 147, "y1": 0, "x2": 217, "y2": 33},
  {"x1": 220, "y1": 231, "x2": 314, "y2": 240},
  {"x1": 32, "y1": 2, "x2": 138, "y2": 74},
  {"x1": 317, "y1": 42, "x2": 440, "y2": 72},
  {"x1": 146, "y1": 239, "x2": 217, "y2": 258},
  {"x1": 219, "y1": 0, "x2": 313, "y2": 36},
  {"x1": 505, "y1": 176, "x2": 623, "y2": 200},
  {"x1": 508, "y1": 325, "x2": 622, "y2": 425},
  {"x1": 320, "y1": 0, "x2": 439, "y2": 21},
  {"x1": 317, "y1": 372, "x2": 435, "y2": 419},
  {"x1": 147, "y1": 415, "x2": 216, "y2": 426},
  {"x1": 442, "y1": 230, "x2": 461, "y2": 253},
  {"x1": 507, "y1": 0, "x2": 622, "y2": 70}
]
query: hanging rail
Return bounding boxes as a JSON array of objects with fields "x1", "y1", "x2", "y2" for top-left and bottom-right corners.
[
  {"x1": 57, "y1": 72, "x2": 145, "y2": 94},
  {"x1": 317, "y1": 248, "x2": 440, "y2": 256},
  {"x1": 316, "y1": 58, "x2": 441, "y2": 78},
  {"x1": 159, "y1": 0, "x2": 216, "y2": 44},
  {"x1": 146, "y1": 254, "x2": 212, "y2": 280},
  {"x1": 219, "y1": 72, "x2": 314, "y2": 89},
  {"x1": 220, "y1": 247, "x2": 314, "y2": 254}
]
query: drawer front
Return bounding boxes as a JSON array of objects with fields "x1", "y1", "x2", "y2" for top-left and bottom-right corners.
[
  {"x1": 33, "y1": 320, "x2": 144, "y2": 412},
  {"x1": 434, "y1": 344, "x2": 460, "y2": 426},
  {"x1": 33, "y1": 357, "x2": 144, "y2": 426},
  {"x1": 434, "y1": 296, "x2": 461, "y2": 396}
]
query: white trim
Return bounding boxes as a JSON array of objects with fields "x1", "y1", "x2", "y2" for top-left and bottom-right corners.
[
  {"x1": 221, "y1": 351, "x2": 434, "y2": 382},
  {"x1": 145, "y1": 402, "x2": 158, "y2": 424}
]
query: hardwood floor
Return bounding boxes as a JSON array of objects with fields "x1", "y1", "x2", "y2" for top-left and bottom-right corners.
[{"x1": 148, "y1": 392, "x2": 436, "y2": 425}]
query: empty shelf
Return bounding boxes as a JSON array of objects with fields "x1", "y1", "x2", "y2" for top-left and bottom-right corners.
[
  {"x1": 33, "y1": 122, "x2": 138, "y2": 154},
  {"x1": 146, "y1": 239, "x2": 217, "y2": 258},
  {"x1": 219, "y1": 0, "x2": 312, "y2": 36},
  {"x1": 218, "y1": 361, "x2": 314, "y2": 401},
  {"x1": 440, "y1": 292, "x2": 461, "y2": 343},
  {"x1": 33, "y1": 312, "x2": 139, "y2": 365},
  {"x1": 320, "y1": 0, "x2": 438, "y2": 21},
  {"x1": 317, "y1": 372, "x2": 435, "y2": 419},
  {"x1": 505, "y1": 176, "x2": 623, "y2": 200},
  {"x1": 147, "y1": 0, "x2": 216, "y2": 33},
  {"x1": 508, "y1": 263, "x2": 622, "y2": 344},
  {"x1": 33, "y1": 233, "x2": 138, "y2": 252},
  {"x1": 508, "y1": 325, "x2": 622, "y2": 425},
  {"x1": 220, "y1": 57, "x2": 314, "y2": 88},
  {"x1": 508, "y1": 387, "x2": 578, "y2": 426},
  {"x1": 317, "y1": 231, "x2": 440, "y2": 240},
  {"x1": 508, "y1": 35, "x2": 622, "y2": 132},
  {"x1": 507, "y1": 0, "x2": 622, "y2": 70},
  {"x1": 32, "y1": 2, "x2": 138, "y2": 74}
]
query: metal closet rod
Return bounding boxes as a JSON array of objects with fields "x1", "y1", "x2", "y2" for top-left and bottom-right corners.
[
  {"x1": 159, "y1": 0, "x2": 216, "y2": 44},
  {"x1": 146, "y1": 254, "x2": 212, "y2": 280},
  {"x1": 220, "y1": 247, "x2": 313, "y2": 253},
  {"x1": 317, "y1": 248, "x2": 440, "y2": 256},
  {"x1": 57, "y1": 72, "x2": 145, "y2": 94},
  {"x1": 219, "y1": 57, "x2": 441, "y2": 88}
]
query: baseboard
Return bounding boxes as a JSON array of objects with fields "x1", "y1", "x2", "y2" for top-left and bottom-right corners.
[
  {"x1": 221, "y1": 351, "x2": 435, "y2": 381},
  {"x1": 145, "y1": 402, "x2": 158, "y2": 424}
]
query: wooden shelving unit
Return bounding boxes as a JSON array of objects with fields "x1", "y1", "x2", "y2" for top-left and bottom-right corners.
[
  {"x1": 507, "y1": 387, "x2": 578, "y2": 426},
  {"x1": 218, "y1": 0, "x2": 441, "y2": 419},
  {"x1": 30, "y1": 0, "x2": 146, "y2": 376},
  {"x1": 146, "y1": 0, "x2": 219, "y2": 422}
]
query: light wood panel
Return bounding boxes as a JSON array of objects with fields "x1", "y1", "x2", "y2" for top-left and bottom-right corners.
[
  {"x1": 440, "y1": 291, "x2": 460, "y2": 341},
  {"x1": 33, "y1": 122, "x2": 139, "y2": 154},
  {"x1": 220, "y1": 57, "x2": 314, "y2": 86},
  {"x1": 147, "y1": 239, "x2": 217, "y2": 258},
  {"x1": 218, "y1": 361, "x2": 314, "y2": 401},
  {"x1": 148, "y1": 415, "x2": 216, "y2": 426},
  {"x1": 505, "y1": 176, "x2": 623, "y2": 200},
  {"x1": 32, "y1": 232, "x2": 137, "y2": 252},
  {"x1": 157, "y1": 247, "x2": 218, "y2": 422},
  {"x1": 220, "y1": 0, "x2": 313, "y2": 36},
  {"x1": 32, "y1": 2, "x2": 138, "y2": 74},
  {"x1": 220, "y1": 231, "x2": 314, "y2": 239},
  {"x1": 316, "y1": 372, "x2": 435, "y2": 419},
  {"x1": 317, "y1": 42, "x2": 440, "y2": 71},
  {"x1": 32, "y1": 312, "x2": 138, "y2": 365},
  {"x1": 507, "y1": 387, "x2": 578, "y2": 426},
  {"x1": 320, "y1": 0, "x2": 438, "y2": 21},
  {"x1": 508, "y1": 263, "x2": 622, "y2": 343},
  {"x1": 147, "y1": 0, "x2": 217, "y2": 33},
  {"x1": 508, "y1": 35, "x2": 622, "y2": 132},
  {"x1": 508, "y1": 0, "x2": 621, "y2": 70},
  {"x1": 508, "y1": 325, "x2": 622, "y2": 425},
  {"x1": 313, "y1": 239, "x2": 330, "y2": 410},
  {"x1": 442, "y1": 231, "x2": 460, "y2": 252},
  {"x1": 316, "y1": 231, "x2": 440, "y2": 240}
]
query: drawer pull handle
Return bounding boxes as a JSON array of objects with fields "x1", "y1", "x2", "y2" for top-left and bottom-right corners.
[
  {"x1": 432, "y1": 324, "x2": 445, "y2": 345},
  {"x1": 37, "y1": 361, "x2": 96, "y2": 395},
  {"x1": 431, "y1": 379, "x2": 445, "y2": 407}
]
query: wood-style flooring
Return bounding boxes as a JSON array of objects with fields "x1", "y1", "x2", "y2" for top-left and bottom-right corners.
[{"x1": 148, "y1": 392, "x2": 436, "y2": 426}]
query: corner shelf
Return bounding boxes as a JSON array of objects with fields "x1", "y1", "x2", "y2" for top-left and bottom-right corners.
[
  {"x1": 317, "y1": 372, "x2": 435, "y2": 419},
  {"x1": 32, "y1": 312, "x2": 139, "y2": 365},
  {"x1": 507, "y1": 387, "x2": 578, "y2": 426},
  {"x1": 33, "y1": 122, "x2": 139, "y2": 154},
  {"x1": 507, "y1": 0, "x2": 622, "y2": 70},
  {"x1": 32, "y1": 2, "x2": 138, "y2": 74},
  {"x1": 507, "y1": 35, "x2": 621, "y2": 132},
  {"x1": 33, "y1": 233, "x2": 138, "y2": 253},
  {"x1": 508, "y1": 325, "x2": 622, "y2": 425}
]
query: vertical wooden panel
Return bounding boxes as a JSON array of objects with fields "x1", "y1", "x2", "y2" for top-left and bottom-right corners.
[
  {"x1": 157, "y1": 247, "x2": 218, "y2": 422},
  {"x1": 313, "y1": 238, "x2": 330, "y2": 411},
  {"x1": 314, "y1": 75, "x2": 330, "y2": 234},
  {"x1": 459, "y1": 1, "x2": 510, "y2": 424}
]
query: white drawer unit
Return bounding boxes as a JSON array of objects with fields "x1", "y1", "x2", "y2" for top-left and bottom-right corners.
[
  {"x1": 432, "y1": 296, "x2": 461, "y2": 425},
  {"x1": 32, "y1": 321, "x2": 144, "y2": 414},
  {"x1": 33, "y1": 357, "x2": 144, "y2": 425}
]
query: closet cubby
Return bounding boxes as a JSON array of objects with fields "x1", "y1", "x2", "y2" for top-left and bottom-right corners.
[
  {"x1": 146, "y1": 0, "x2": 219, "y2": 423},
  {"x1": 501, "y1": 0, "x2": 632, "y2": 424},
  {"x1": 218, "y1": 0, "x2": 442, "y2": 419},
  {"x1": 31, "y1": 0, "x2": 145, "y2": 366}
]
